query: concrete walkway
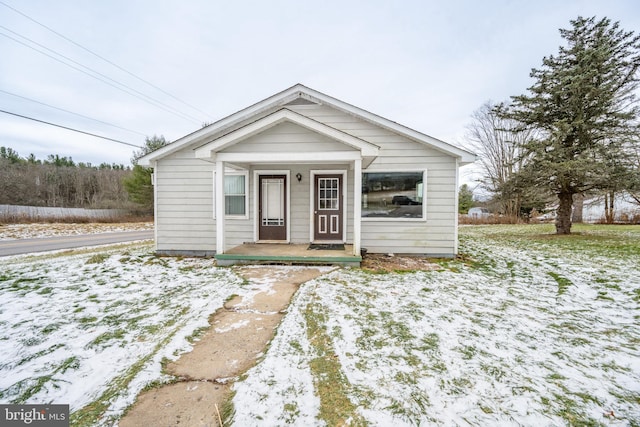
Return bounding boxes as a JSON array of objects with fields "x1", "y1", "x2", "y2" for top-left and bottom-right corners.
[{"x1": 119, "y1": 266, "x2": 328, "y2": 427}]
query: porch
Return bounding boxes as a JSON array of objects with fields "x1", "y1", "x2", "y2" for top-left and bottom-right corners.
[
  {"x1": 192, "y1": 108, "x2": 383, "y2": 260},
  {"x1": 215, "y1": 243, "x2": 362, "y2": 267}
]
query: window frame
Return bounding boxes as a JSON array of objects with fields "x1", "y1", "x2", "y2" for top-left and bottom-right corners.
[
  {"x1": 212, "y1": 170, "x2": 249, "y2": 219},
  {"x1": 361, "y1": 169, "x2": 427, "y2": 222}
]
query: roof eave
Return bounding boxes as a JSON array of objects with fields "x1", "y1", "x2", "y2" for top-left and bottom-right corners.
[
  {"x1": 137, "y1": 84, "x2": 309, "y2": 166},
  {"x1": 294, "y1": 85, "x2": 477, "y2": 162}
]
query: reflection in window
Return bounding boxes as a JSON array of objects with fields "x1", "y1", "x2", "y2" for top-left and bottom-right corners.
[{"x1": 361, "y1": 172, "x2": 424, "y2": 218}]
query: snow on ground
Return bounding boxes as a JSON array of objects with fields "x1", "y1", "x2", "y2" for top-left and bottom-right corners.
[
  {"x1": 232, "y1": 225, "x2": 640, "y2": 426},
  {"x1": 1, "y1": 224, "x2": 638, "y2": 426},
  {"x1": 232, "y1": 273, "x2": 324, "y2": 426},
  {"x1": 0, "y1": 243, "x2": 252, "y2": 425},
  {"x1": 0, "y1": 222, "x2": 153, "y2": 240}
]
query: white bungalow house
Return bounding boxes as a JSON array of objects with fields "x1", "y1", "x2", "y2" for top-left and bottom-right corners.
[{"x1": 138, "y1": 84, "x2": 476, "y2": 265}]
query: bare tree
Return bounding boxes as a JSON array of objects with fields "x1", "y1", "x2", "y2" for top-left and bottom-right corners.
[{"x1": 464, "y1": 101, "x2": 537, "y2": 217}]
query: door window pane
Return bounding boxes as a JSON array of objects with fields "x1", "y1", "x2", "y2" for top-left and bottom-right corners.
[
  {"x1": 318, "y1": 178, "x2": 339, "y2": 210},
  {"x1": 262, "y1": 178, "x2": 285, "y2": 226}
]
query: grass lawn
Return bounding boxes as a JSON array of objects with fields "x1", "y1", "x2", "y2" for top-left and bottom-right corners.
[
  {"x1": 0, "y1": 243, "x2": 248, "y2": 426},
  {"x1": 0, "y1": 224, "x2": 638, "y2": 426},
  {"x1": 231, "y1": 224, "x2": 640, "y2": 426}
]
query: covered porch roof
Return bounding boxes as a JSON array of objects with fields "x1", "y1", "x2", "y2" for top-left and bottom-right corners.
[
  {"x1": 204, "y1": 109, "x2": 372, "y2": 258},
  {"x1": 194, "y1": 108, "x2": 380, "y2": 168}
]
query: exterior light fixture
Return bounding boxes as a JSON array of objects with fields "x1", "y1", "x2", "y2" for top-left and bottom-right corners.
[{"x1": 296, "y1": 173, "x2": 302, "y2": 182}]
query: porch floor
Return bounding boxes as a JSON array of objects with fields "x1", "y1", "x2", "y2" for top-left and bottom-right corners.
[{"x1": 215, "y1": 243, "x2": 361, "y2": 266}]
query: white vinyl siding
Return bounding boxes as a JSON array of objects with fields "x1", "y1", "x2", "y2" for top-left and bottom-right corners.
[
  {"x1": 154, "y1": 149, "x2": 215, "y2": 253},
  {"x1": 224, "y1": 122, "x2": 354, "y2": 153}
]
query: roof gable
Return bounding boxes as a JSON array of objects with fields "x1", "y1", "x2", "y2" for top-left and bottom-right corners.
[
  {"x1": 194, "y1": 108, "x2": 379, "y2": 159},
  {"x1": 137, "y1": 84, "x2": 476, "y2": 166}
]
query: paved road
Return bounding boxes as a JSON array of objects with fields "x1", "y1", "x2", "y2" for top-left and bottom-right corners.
[{"x1": 0, "y1": 230, "x2": 154, "y2": 257}]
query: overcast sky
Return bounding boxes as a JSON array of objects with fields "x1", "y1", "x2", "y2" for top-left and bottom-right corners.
[{"x1": 1, "y1": 0, "x2": 639, "y2": 183}]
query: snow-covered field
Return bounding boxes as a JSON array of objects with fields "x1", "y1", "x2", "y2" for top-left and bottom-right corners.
[
  {"x1": 0, "y1": 224, "x2": 638, "y2": 426},
  {"x1": 232, "y1": 224, "x2": 640, "y2": 426},
  {"x1": 0, "y1": 243, "x2": 251, "y2": 425},
  {"x1": 0, "y1": 222, "x2": 153, "y2": 240}
]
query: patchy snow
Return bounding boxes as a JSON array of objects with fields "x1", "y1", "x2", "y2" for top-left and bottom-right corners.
[
  {"x1": 215, "y1": 319, "x2": 251, "y2": 333},
  {"x1": 0, "y1": 243, "x2": 251, "y2": 425},
  {"x1": 0, "y1": 222, "x2": 153, "y2": 240},
  {"x1": 233, "y1": 280, "x2": 322, "y2": 426},
  {"x1": 1, "y1": 225, "x2": 638, "y2": 426},
  {"x1": 232, "y1": 225, "x2": 640, "y2": 426}
]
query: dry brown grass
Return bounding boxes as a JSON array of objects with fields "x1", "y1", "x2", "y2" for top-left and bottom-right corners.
[
  {"x1": 0, "y1": 222, "x2": 153, "y2": 240},
  {"x1": 458, "y1": 214, "x2": 525, "y2": 225},
  {"x1": 361, "y1": 253, "x2": 442, "y2": 273},
  {"x1": 0, "y1": 213, "x2": 153, "y2": 225}
]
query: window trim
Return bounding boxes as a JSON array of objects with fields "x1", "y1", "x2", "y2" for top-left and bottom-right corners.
[
  {"x1": 212, "y1": 169, "x2": 249, "y2": 219},
  {"x1": 361, "y1": 169, "x2": 427, "y2": 222}
]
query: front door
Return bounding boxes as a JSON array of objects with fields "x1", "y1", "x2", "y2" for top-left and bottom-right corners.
[
  {"x1": 314, "y1": 174, "x2": 343, "y2": 241},
  {"x1": 258, "y1": 175, "x2": 287, "y2": 241}
]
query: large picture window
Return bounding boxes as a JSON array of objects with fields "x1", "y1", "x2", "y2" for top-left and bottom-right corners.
[{"x1": 361, "y1": 171, "x2": 425, "y2": 219}]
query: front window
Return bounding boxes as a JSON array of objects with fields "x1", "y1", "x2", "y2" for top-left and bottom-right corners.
[
  {"x1": 225, "y1": 174, "x2": 246, "y2": 215},
  {"x1": 361, "y1": 171, "x2": 424, "y2": 218}
]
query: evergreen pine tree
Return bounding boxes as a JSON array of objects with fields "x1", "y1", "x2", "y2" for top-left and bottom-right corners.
[
  {"x1": 458, "y1": 184, "x2": 474, "y2": 214},
  {"x1": 505, "y1": 16, "x2": 640, "y2": 234},
  {"x1": 123, "y1": 135, "x2": 168, "y2": 212}
]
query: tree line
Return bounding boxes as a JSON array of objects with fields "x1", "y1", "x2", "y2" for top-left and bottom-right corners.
[
  {"x1": 0, "y1": 136, "x2": 169, "y2": 214},
  {"x1": 464, "y1": 16, "x2": 640, "y2": 233},
  {"x1": 0, "y1": 146, "x2": 133, "y2": 210}
]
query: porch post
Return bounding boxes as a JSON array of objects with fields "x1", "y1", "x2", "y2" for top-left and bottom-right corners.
[
  {"x1": 215, "y1": 160, "x2": 226, "y2": 254},
  {"x1": 353, "y1": 158, "x2": 362, "y2": 256}
]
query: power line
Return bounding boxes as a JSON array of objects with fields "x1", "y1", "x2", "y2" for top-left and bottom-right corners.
[
  {"x1": 0, "y1": 30, "x2": 202, "y2": 126},
  {"x1": 0, "y1": 0, "x2": 211, "y2": 121},
  {"x1": 0, "y1": 89, "x2": 147, "y2": 137},
  {"x1": 0, "y1": 109, "x2": 143, "y2": 148},
  {"x1": 0, "y1": 28, "x2": 202, "y2": 125}
]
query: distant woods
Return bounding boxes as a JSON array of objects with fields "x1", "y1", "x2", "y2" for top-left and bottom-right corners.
[{"x1": 0, "y1": 146, "x2": 133, "y2": 210}]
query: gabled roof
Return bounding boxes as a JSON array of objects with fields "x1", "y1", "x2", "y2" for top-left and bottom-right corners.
[
  {"x1": 194, "y1": 108, "x2": 379, "y2": 158},
  {"x1": 138, "y1": 84, "x2": 477, "y2": 166}
]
